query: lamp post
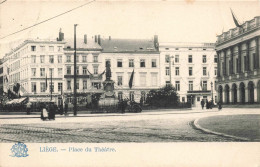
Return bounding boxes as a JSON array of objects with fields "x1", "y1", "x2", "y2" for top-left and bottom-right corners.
[
  {"x1": 211, "y1": 81, "x2": 213, "y2": 102},
  {"x1": 169, "y1": 56, "x2": 174, "y2": 85},
  {"x1": 73, "y1": 24, "x2": 78, "y2": 116}
]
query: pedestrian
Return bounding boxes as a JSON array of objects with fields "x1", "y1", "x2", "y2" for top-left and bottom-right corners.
[
  {"x1": 218, "y1": 102, "x2": 222, "y2": 111},
  {"x1": 41, "y1": 105, "x2": 48, "y2": 121},
  {"x1": 200, "y1": 100, "x2": 205, "y2": 109},
  {"x1": 26, "y1": 102, "x2": 32, "y2": 115},
  {"x1": 206, "y1": 99, "x2": 209, "y2": 109},
  {"x1": 64, "y1": 102, "x2": 68, "y2": 116}
]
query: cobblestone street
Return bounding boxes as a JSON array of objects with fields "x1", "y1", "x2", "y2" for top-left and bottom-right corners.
[{"x1": 0, "y1": 108, "x2": 259, "y2": 142}]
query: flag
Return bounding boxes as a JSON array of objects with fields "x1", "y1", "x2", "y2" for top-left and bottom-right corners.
[
  {"x1": 129, "y1": 69, "x2": 134, "y2": 89},
  {"x1": 45, "y1": 75, "x2": 48, "y2": 90},
  {"x1": 230, "y1": 9, "x2": 242, "y2": 29}
]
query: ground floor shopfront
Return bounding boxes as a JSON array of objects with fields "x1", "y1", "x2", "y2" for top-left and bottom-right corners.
[{"x1": 185, "y1": 91, "x2": 217, "y2": 108}]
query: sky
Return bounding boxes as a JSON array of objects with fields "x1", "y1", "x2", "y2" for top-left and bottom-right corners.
[{"x1": 0, "y1": 0, "x2": 260, "y2": 58}]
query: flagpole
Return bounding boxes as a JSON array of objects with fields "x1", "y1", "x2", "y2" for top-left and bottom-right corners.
[{"x1": 51, "y1": 71, "x2": 52, "y2": 101}]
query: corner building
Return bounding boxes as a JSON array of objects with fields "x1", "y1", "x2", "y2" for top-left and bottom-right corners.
[
  {"x1": 159, "y1": 43, "x2": 218, "y2": 107},
  {"x1": 216, "y1": 16, "x2": 260, "y2": 104}
]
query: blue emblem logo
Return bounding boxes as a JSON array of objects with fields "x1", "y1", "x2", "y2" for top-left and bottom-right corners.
[{"x1": 10, "y1": 142, "x2": 29, "y2": 157}]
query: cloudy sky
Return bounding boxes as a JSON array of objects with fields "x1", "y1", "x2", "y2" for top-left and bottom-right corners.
[{"x1": 0, "y1": 0, "x2": 260, "y2": 58}]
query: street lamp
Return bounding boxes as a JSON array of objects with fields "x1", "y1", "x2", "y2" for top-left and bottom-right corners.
[
  {"x1": 211, "y1": 81, "x2": 213, "y2": 102},
  {"x1": 169, "y1": 56, "x2": 174, "y2": 85}
]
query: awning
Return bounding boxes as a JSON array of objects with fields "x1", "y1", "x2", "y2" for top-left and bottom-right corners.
[
  {"x1": 29, "y1": 97, "x2": 55, "y2": 103},
  {"x1": 6, "y1": 97, "x2": 28, "y2": 105}
]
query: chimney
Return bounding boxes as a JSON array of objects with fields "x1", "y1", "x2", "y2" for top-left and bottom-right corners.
[
  {"x1": 58, "y1": 28, "x2": 64, "y2": 41},
  {"x1": 84, "y1": 34, "x2": 87, "y2": 44},
  {"x1": 95, "y1": 35, "x2": 97, "y2": 43},
  {"x1": 109, "y1": 36, "x2": 111, "y2": 40},
  {"x1": 154, "y1": 35, "x2": 159, "y2": 50},
  {"x1": 98, "y1": 35, "x2": 101, "y2": 45}
]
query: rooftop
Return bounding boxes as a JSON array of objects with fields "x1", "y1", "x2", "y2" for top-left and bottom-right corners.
[
  {"x1": 64, "y1": 38, "x2": 102, "y2": 51},
  {"x1": 216, "y1": 16, "x2": 260, "y2": 45}
]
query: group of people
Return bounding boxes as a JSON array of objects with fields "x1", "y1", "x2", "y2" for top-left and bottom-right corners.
[{"x1": 200, "y1": 99, "x2": 213, "y2": 110}]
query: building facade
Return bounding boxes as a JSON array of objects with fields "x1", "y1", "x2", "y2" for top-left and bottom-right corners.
[
  {"x1": 3, "y1": 38, "x2": 65, "y2": 104},
  {"x1": 159, "y1": 42, "x2": 218, "y2": 107},
  {"x1": 216, "y1": 16, "x2": 260, "y2": 104},
  {"x1": 0, "y1": 59, "x2": 3, "y2": 98}
]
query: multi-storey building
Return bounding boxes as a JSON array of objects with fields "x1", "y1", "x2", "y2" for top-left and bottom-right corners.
[
  {"x1": 63, "y1": 34, "x2": 102, "y2": 107},
  {"x1": 0, "y1": 59, "x2": 3, "y2": 97},
  {"x1": 3, "y1": 37, "x2": 65, "y2": 104},
  {"x1": 216, "y1": 16, "x2": 260, "y2": 104},
  {"x1": 159, "y1": 42, "x2": 218, "y2": 107},
  {"x1": 100, "y1": 36, "x2": 160, "y2": 102}
]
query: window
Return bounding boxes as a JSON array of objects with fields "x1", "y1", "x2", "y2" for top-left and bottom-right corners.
[
  {"x1": 40, "y1": 55, "x2": 45, "y2": 63},
  {"x1": 49, "y1": 83, "x2": 54, "y2": 92},
  {"x1": 202, "y1": 55, "x2": 207, "y2": 63},
  {"x1": 93, "y1": 66, "x2": 98, "y2": 74},
  {"x1": 31, "y1": 46, "x2": 36, "y2": 51},
  {"x1": 76, "y1": 55, "x2": 79, "y2": 62},
  {"x1": 140, "y1": 59, "x2": 145, "y2": 67},
  {"x1": 83, "y1": 80, "x2": 87, "y2": 89},
  {"x1": 40, "y1": 82, "x2": 46, "y2": 92},
  {"x1": 49, "y1": 68, "x2": 54, "y2": 77},
  {"x1": 117, "y1": 76, "x2": 123, "y2": 86},
  {"x1": 214, "y1": 55, "x2": 218, "y2": 63},
  {"x1": 58, "y1": 55, "x2": 62, "y2": 63},
  {"x1": 152, "y1": 59, "x2": 157, "y2": 67},
  {"x1": 31, "y1": 82, "x2": 36, "y2": 93},
  {"x1": 189, "y1": 48, "x2": 192, "y2": 50},
  {"x1": 76, "y1": 66, "x2": 79, "y2": 75},
  {"x1": 175, "y1": 67, "x2": 179, "y2": 76},
  {"x1": 31, "y1": 55, "x2": 36, "y2": 63},
  {"x1": 189, "y1": 81, "x2": 193, "y2": 91},
  {"x1": 117, "y1": 59, "x2": 122, "y2": 67},
  {"x1": 166, "y1": 81, "x2": 171, "y2": 86},
  {"x1": 67, "y1": 66, "x2": 71, "y2": 75},
  {"x1": 49, "y1": 55, "x2": 54, "y2": 63},
  {"x1": 118, "y1": 92, "x2": 123, "y2": 101},
  {"x1": 202, "y1": 81, "x2": 207, "y2": 91},
  {"x1": 129, "y1": 59, "x2": 134, "y2": 67},
  {"x1": 189, "y1": 67, "x2": 193, "y2": 76},
  {"x1": 151, "y1": 73, "x2": 158, "y2": 86},
  {"x1": 93, "y1": 55, "x2": 98, "y2": 62},
  {"x1": 129, "y1": 91, "x2": 134, "y2": 101},
  {"x1": 197, "y1": 97, "x2": 200, "y2": 101},
  {"x1": 58, "y1": 68, "x2": 63, "y2": 77},
  {"x1": 49, "y1": 46, "x2": 54, "y2": 51},
  {"x1": 31, "y1": 68, "x2": 36, "y2": 77},
  {"x1": 175, "y1": 81, "x2": 180, "y2": 91},
  {"x1": 40, "y1": 68, "x2": 45, "y2": 77},
  {"x1": 166, "y1": 67, "x2": 170, "y2": 76},
  {"x1": 40, "y1": 46, "x2": 45, "y2": 51},
  {"x1": 188, "y1": 55, "x2": 192, "y2": 63},
  {"x1": 203, "y1": 67, "x2": 207, "y2": 76},
  {"x1": 82, "y1": 56, "x2": 87, "y2": 62},
  {"x1": 215, "y1": 81, "x2": 217, "y2": 91},
  {"x1": 214, "y1": 67, "x2": 217, "y2": 76},
  {"x1": 175, "y1": 55, "x2": 179, "y2": 63},
  {"x1": 182, "y1": 97, "x2": 185, "y2": 102},
  {"x1": 140, "y1": 73, "x2": 146, "y2": 86},
  {"x1": 58, "y1": 83, "x2": 62, "y2": 92},
  {"x1": 67, "y1": 55, "x2": 71, "y2": 62},
  {"x1": 76, "y1": 80, "x2": 79, "y2": 89},
  {"x1": 165, "y1": 55, "x2": 170, "y2": 63},
  {"x1": 83, "y1": 66, "x2": 87, "y2": 75},
  {"x1": 67, "y1": 80, "x2": 71, "y2": 90},
  {"x1": 58, "y1": 46, "x2": 62, "y2": 52}
]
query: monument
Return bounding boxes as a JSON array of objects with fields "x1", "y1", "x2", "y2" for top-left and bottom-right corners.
[{"x1": 98, "y1": 61, "x2": 119, "y2": 106}]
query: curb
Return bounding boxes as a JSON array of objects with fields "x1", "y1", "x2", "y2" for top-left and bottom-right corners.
[{"x1": 192, "y1": 117, "x2": 251, "y2": 142}]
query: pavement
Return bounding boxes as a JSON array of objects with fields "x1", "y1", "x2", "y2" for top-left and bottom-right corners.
[{"x1": 0, "y1": 108, "x2": 259, "y2": 142}]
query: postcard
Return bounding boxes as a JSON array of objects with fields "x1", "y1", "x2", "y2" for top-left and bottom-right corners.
[{"x1": 0, "y1": 0, "x2": 260, "y2": 166}]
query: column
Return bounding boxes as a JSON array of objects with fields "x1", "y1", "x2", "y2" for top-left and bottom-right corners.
[
  {"x1": 237, "y1": 87, "x2": 241, "y2": 103},
  {"x1": 255, "y1": 36, "x2": 259, "y2": 69},
  {"x1": 222, "y1": 91, "x2": 225, "y2": 103},
  {"x1": 230, "y1": 47, "x2": 234, "y2": 74},
  {"x1": 246, "y1": 41, "x2": 250, "y2": 71},
  {"x1": 254, "y1": 87, "x2": 257, "y2": 102},
  {"x1": 223, "y1": 50, "x2": 226, "y2": 76},
  {"x1": 238, "y1": 43, "x2": 242, "y2": 73},
  {"x1": 245, "y1": 87, "x2": 249, "y2": 103},
  {"x1": 217, "y1": 51, "x2": 221, "y2": 77}
]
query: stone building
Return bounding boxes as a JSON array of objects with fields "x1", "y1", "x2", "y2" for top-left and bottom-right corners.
[
  {"x1": 159, "y1": 42, "x2": 218, "y2": 107},
  {"x1": 216, "y1": 16, "x2": 260, "y2": 104}
]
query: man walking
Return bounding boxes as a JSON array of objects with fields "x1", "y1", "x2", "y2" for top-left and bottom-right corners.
[
  {"x1": 200, "y1": 100, "x2": 205, "y2": 110},
  {"x1": 26, "y1": 102, "x2": 32, "y2": 115}
]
